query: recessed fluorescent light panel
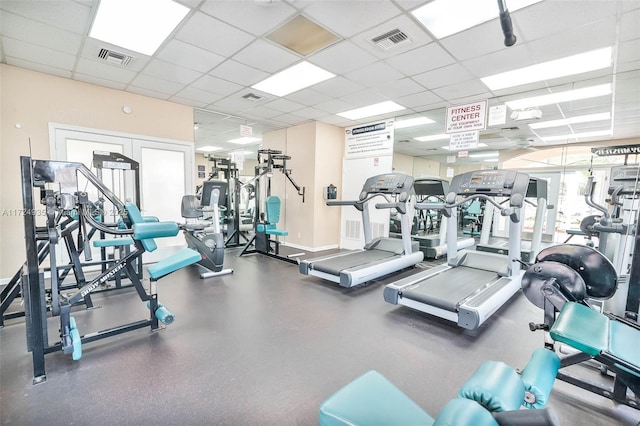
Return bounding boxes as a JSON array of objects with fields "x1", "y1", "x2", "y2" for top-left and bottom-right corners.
[
  {"x1": 529, "y1": 112, "x2": 611, "y2": 130},
  {"x1": 412, "y1": 0, "x2": 542, "y2": 39},
  {"x1": 252, "y1": 61, "x2": 335, "y2": 97},
  {"x1": 441, "y1": 143, "x2": 488, "y2": 149},
  {"x1": 90, "y1": 0, "x2": 190, "y2": 56},
  {"x1": 415, "y1": 134, "x2": 449, "y2": 142},
  {"x1": 541, "y1": 130, "x2": 612, "y2": 143},
  {"x1": 505, "y1": 84, "x2": 612, "y2": 110},
  {"x1": 228, "y1": 137, "x2": 262, "y2": 145},
  {"x1": 395, "y1": 116, "x2": 435, "y2": 129},
  {"x1": 469, "y1": 152, "x2": 499, "y2": 158},
  {"x1": 196, "y1": 146, "x2": 223, "y2": 152},
  {"x1": 337, "y1": 101, "x2": 406, "y2": 120},
  {"x1": 481, "y1": 47, "x2": 612, "y2": 90}
]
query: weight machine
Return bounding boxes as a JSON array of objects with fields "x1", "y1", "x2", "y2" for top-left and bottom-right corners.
[{"x1": 239, "y1": 149, "x2": 305, "y2": 264}]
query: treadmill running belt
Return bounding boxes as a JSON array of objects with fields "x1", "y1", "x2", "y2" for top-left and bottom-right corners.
[
  {"x1": 401, "y1": 267, "x2": 498, "y2": 312},
  {"x1": 312, "y1": 250, "x2": 396, "y2": 276}
]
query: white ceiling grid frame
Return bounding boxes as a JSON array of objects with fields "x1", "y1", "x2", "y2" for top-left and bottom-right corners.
[
  {"x1": 156, "y1": 39, "x2": 226, "y2": 73},
  {"x1": 75, "y1": 57, "x2": 138, "y2": 84},
  {"x1": 190, "y1": 74, "x2": 244, "y2": 97},
  {"x1": 412, "y1": 63, "x2": 475, "y2": 91},
  {"x1": 232, "y1": 39, "x2": 301, "y2": 74},
  {"x1": 384, "y1": 42, "x2": 457, "y2": 76},
  {"x1": 301, "y1": 1, "x2": 403, "y2": 39},
  {"x1": 175, "y1": 11, "x2": 255, "y2": 57},
  {"x1": 198, "y1": 0, "x2": 298, "y2": 37},
  {"x1": 0, "y1": 1, "x2": 91, "y2": 35},
  {"x1": 1, "y1": 11, "x2": 84, "y2": 55},
  {"x1": 344, "y1": 61, "x2": 405, "y2": 87},
  {"x1": 208, "y1": 59, "x2": 270, "y2": 86},
  {"x1": 308, "y1": 40, "x2": 379, "y2": 75},
  {"x1": 2, "y1": 37, "x2": 77, "y2": 71},
  {"x1": 143, "y1": 59, "x2": 203, "y2": 86}
]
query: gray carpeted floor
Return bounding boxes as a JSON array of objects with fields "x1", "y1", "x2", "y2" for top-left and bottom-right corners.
[{"x1": 1, "y1": 247, "x2": 638, "y2": 425}]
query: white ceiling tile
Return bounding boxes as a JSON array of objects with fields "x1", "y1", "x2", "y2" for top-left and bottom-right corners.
[
  {"x1": 385, "y1": 43, "x2": 455, "y2": 76},
  {"x1": 617, "y1": 39, "x2": 640, "y2": 66},
  {"x1": 517, "y1": 1, "x2": 617, "y2": 42},
  {"x1": 620, "y1": 8, "x2": 640, "y2": 42},
  {"x1": 395, "y1": 90, "x2": 443, "y2": 109},
  {"x1": 232, "y1": 39, "x2": 300, "y2": 73},
  {"x1": 199, "y1": 0, "x2": 297, "y2": 37},
  {"x1": 1, "y1": 11, "x2": 83, "y2": 55},
  {"x1": 175, "y1": 12, "x2": 255, "y2": 57},
  {"x1": 308, "y1": 41, "x2": 378, "y2": 75},
  {"x1": 126, "y1": 86, "x2": 172, "y2": 100},
  {"x1": 169, "y1": 96, "x2": 208, "y2": 108},
  {"x1": 2, "y1": 37, "x2": 76, "y2": 71},
  {"x1": 5, "y1": 57, "x2": 72, "y2": 78},
  {"x1": 526, "y1": 17, "x2": 617, "y2": 64},
  {"x1": 343, "y1": 61, "x2": 404, "y2": 87},
  {"x1": 209, "y1": 59, "x2": 270, "y2": 86},
  {"x1": 317, "y1": 115, "x2": 352, "y2": 126},
  {"x1": 314, "y1": 98, "x2": 358, "y2": 114},
  {"x1": 173, "y1": 86, "x2": 223, "y2": 105},
  {"x1": 461, "y1": 43, "x2": 535, "y2": 81},
  {"x1": 143, "y1": 59, "x2": 202, "y2": 85},
  {"x1": 264, "y1": 98, "x2": 306, "y2": 113},
  {"x1": 293, "y1": 107, "x2": 326, "y2": 120},
  {"x1": 285, "y1": 88, "x2": 332, "y2": 107},
  {"x1": 438, "y1": 19, "x2": 511, "y2": 62},
  {"x1": 129, "y1": 74, "x2": 184, "y2": 96},
  {"x1": 243, "y1": 105, "x2": 283, "y2": 119},
  {"x1": 271, "y1": 113, "x2": 310, "y2": 126},
  {"x1": 412, "y1": 64, "x2": 474, "y2": 90},
  {"x1": 336, "y1": 90, "x2": 388, "y2": 108},
  {"x1": 350, "y1": 14, "x2": 433, "y2": 59},
  {"x1": 1, "y1": 0, "x2": 91, "y2": 34},
  {"x1": 208, "y1": 93, "x2": 261, "y2": 112},
  {"x1": 74, "y1": 73, "x2": 128, "y2": 91},
  {"x1": 375, "y1": 78, "x2": 426, "y2": 98},
  {"x1": 312, "y1": 76, "x2": 364, "y2": 98},
  {"x1": 75, "y1": 58, "x2": 137, "y2": 84},
  {"x1": 303, "y1": 1, "x2": 402, "y2": 38},
  {"x1": 156, "y1": 39, "x2": 225, "y2": 73},
  {"x1": 190, "y1": 74, "x2": 244, "y2": 97}
]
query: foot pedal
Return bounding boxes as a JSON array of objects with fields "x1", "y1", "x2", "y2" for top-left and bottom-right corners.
[
  {"x1": 69, "y1": 317, "x2": 82, "y2": 361},
  {"x1": 146, "y1": 301, "x2": 175, "y2": 325}
]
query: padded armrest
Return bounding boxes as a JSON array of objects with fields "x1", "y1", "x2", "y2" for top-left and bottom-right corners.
[{"x1": 133, "y1": 221, "x2": 179, "y2": 240}]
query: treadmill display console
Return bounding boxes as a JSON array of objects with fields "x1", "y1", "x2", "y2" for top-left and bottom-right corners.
[
  {"x1": 364, "y1": 173, "x2": 413, "y2": 194},
  {"x1": 609, "y1": 165, "x2": 640, "y2": 195},
  {"x1": 450, "y1": 170, "x2": 530, "y2": 197}
]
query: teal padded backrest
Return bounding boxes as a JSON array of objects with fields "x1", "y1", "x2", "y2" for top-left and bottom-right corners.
[
  {"x1": 266, "y1": 196, "x2": 281, "y2": 224},
  {"x1": 550, "y1": 302, "x2": 608, "y2": 357},
  {"x1": 467, "y1": 200, "x2": 482, "y2": 215},
  {"x1": 125, "y1": 202, "x2": 157, "y2": 252}
]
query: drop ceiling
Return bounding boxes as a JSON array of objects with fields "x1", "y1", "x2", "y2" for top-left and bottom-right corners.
[{"x1": 1, "y1": 0, "x2": 639, "y2": 166}]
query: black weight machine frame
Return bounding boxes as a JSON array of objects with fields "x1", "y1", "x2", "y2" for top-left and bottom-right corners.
[
  {"x1": 239, "y1": 149, "x2": 305, "y2": 264},
  {"x1": 20, "y1": 157, "x2": 165, "y2": 384}
]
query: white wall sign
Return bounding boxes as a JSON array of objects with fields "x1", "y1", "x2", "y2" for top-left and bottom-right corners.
[
  {"x1": 240, "y1": 124, "x2": 253, "y2": 137},
  {"x1": 446, "y1": 100, "x2": 487, "y2": 133},
  {"x1": 488, "y1": 105, "x2": 507, "y2": 126},
  {"x1": 344, "y1": 119, "x2": 394, "y2": 159},
  {"x1": 446, "y1": 155, "x2": 456, "y2": 163},
  {"x1": 446, "y1": 167, "x2": 454, "y2": 178},
  {"x1": 449, "y1": 131, "x2": 479, "y2": 151},
  {"x1": 457, "y1": 150, "x2": 469, "y2": 158}
]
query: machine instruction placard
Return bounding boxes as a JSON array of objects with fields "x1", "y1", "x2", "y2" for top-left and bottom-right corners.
[{"x1": 344, "y1": 119, "x2": 394, "y2": 159}]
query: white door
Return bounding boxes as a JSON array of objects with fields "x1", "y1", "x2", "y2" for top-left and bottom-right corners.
[{"x1": 51, "y1": 125, "x2": 194, "y2": 263}]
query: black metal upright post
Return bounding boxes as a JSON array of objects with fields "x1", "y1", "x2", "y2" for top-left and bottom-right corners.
[
  {"x1": 626, "y1": 207, "x2": 640, "y2": 316},
  {"x1": 20, "y1": 156, "x2": 47, "y2": 384}
]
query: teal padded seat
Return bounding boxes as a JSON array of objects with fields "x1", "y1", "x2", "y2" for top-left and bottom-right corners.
[
  {"x1": 319, "y1": 370, "x2": 434, "y2": 426},
  {"x1": 264, "y1": 196, "x2": 288, "y2": 237},
  {"x1": 147, "y1": 248, "x2": 201, "y2": 281},
  {"x1": 551, "y1": 302, "x2": 640, "y2": 368},
  {"x1": 93, "y1": 237, "x2": 134, "y2": 248},
  {"x1": 550, "y1": 302, "x2": 609, "y2": 357},
  {"x1": 319, "y1": 371, "x2": 500, "y2": 426}
]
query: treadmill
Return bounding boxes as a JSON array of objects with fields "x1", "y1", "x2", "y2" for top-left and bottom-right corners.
[
  {"x1": 384, "y1": 169, "x2": 530, "y2": 329},
  {"x1": 475, "y1": 178, "x2": 548, "y2": 262},
  {"x1": 299, "y1": 173, "x2": 424, "y2": 287},
  {"x1": 411, "y1": 178, "x2": 475, "y2": 259}
]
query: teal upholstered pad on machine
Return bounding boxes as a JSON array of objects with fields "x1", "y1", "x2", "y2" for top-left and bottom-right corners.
[
  {"x1": 93, "y1": 237, "x2": 134, "y2": 247},
  {"x1": 550, "y1": 302, "x2": 640, "y2": 366},
  {"x1": 147, "y1": 248, "x2": 201, "y2": 280}
]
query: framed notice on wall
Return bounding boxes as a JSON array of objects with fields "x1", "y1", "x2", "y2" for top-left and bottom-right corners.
[{"x1": 344, "y1": 119, "x2": 394, "y2": 159}]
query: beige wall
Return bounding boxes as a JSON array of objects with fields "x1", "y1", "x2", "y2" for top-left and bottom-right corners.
[
  {"x1": 413, "y1": 157, "x2": 441, "y2": 178},
  {"x1": 261, "y1": 122, "x2": 343, "y2": 250},
  {"x1": 1, "y1": 64, "x2": 194, "y2": 277},
  {"x1": 392, "y1": 152, "x2": 413, "y2": 175}
]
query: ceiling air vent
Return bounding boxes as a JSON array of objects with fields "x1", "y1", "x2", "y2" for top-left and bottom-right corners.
[
  {"x1": 242, "y1": 93, "x2": 263, "y2": 101},
  {"x1": 98, "y1": 48, "x2": 133, "y2": 66},
  {"x1": 371, "y1": 29, "x2": 410, "y2": 51}
]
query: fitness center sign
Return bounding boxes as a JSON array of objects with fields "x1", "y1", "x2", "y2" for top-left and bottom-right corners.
[{"x1": 344, "y1": 119, "x2": 394, "y2": 159}]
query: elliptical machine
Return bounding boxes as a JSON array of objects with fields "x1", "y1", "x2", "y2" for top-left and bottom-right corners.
[{"x1": 181, "y1": 180, "x2": 233, "y2": 278}]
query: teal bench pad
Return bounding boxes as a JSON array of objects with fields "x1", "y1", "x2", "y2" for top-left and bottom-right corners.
[
  {"x1": 132, "y1": 222, "x2": 179, "y2": 240},
  {"x1": 550, "y1": 302, "x2": 608, "y2": 357},
  {"x1": 147, "y1": 248, "x2": 201, "y2": 280},
  {"x1": 93, "y1": 237, "x2": 134, "y2": 248},
  {"x1": 319, "y1": 370, "x2": 434, "y2": 426}
]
